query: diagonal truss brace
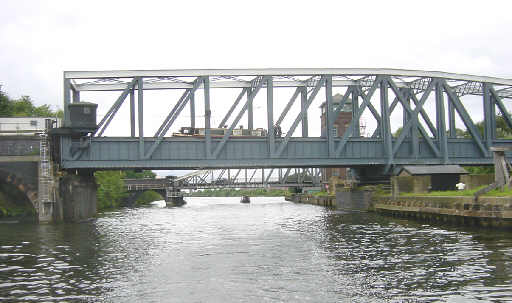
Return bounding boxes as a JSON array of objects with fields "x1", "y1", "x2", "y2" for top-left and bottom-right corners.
[
  {"x1": 443, "y1": 80, "x2": 489, "y2": 157},
  {"x1": 274, "y1": 76, "x2": 326, "y2": 157},
  {"x1": 335, "y1": 78, "x2": 381, "y2": 156},
  {"x1": 94, "y1": 78, "x2": 138, "y2": 137},
  {"x1": 388, "y1": 78, "x2": 440, "y2": 157},
  {"x1": 490, "y1": 87, "x2": 512, "y2": 130},
  {"x1": 144, "y1": 77, "x2": 203, "y2": 159},
  {"x1": 212, "y1": 77, "x2": 267, "y2": 159}
]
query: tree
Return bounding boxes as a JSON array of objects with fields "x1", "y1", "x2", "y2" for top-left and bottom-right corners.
[
  {"x1": 124, "y1": 170, "x2": 156, "y2": 179},
  {"x1": 95, "y1": 171, "x2": 127, "y2": 210}
]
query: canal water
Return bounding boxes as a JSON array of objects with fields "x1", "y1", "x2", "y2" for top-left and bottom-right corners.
[{"x1": 1, "y1": 197, "x2": 512, "y2": 302}]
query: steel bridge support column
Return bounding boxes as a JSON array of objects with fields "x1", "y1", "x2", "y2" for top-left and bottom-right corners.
[
  {"x1": 137, "y1": 77, "x2": 144, "y2": 159},
  {"x1": 483, "y1": 83, "x2": 496, "y2": 149},
  {"x1": 351, "y1": 87, "x2": 360, "y2": 137},
  {"x1": 448, "y1": 93, "x2": 456, "y2": 138},
  {"x1": 72, "y1": 89, "x2": 80, "y2": 103},
  {"x1": 301, "y1": 87, "x2": 308, "y2": 137},
  {"x1": 247, "y1": 88, "x2": 253, "y2": 131},
  {"x1": 204, "y1": 77, "x2": 212, "y2": 158},
  {"x1": 380, "y1": 79, "x2": 393, "y2": 169},
  {"x1": 130, "y1": 86, "x2": 135, "y2": 137},
  {"x1": 436, "y1": 80, "x2": 449, "y2": 163},
  {"x1": 326, "y1": 75, "x2": 334, "y2": 157},
  {"x1": 190, "y1": 90, "x2": 196, "y2": 130},
  {"x1": 267, "y1": 77, "x2": 275, "y2": 157}
]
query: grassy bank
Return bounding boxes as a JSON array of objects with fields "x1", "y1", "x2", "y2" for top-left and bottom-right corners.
[{"x1": 400, "y1": 185, "x2": 512, "y2": 197}]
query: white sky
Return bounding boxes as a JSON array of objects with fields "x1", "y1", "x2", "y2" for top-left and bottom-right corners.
[{"x1": 1, "y1": 0, "x2": 512, "y2": 176}]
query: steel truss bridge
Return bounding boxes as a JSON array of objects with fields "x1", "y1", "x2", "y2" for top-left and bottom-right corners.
[
  {"x1": 124, "y1": 168, "x2": 322, "y2": 191},
  {"x1": 57, "y1": 68, "x2": 512, "y2": 172}
]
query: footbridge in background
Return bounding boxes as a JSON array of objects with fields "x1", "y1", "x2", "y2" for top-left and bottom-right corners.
[
  {"x1": 124, "y1": 168, "x2": 322, "y2": 192},
  {"x1": 53, "y1": 68, "x2": 512, "y2": 177}
]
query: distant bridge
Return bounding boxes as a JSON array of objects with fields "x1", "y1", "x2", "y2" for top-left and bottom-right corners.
[
  {"x1": 54, "y1": 68, "x2": 512, "y2": 173},
  {"x1": 124, "y1": 168, "x2": 322, "y2": 191}
]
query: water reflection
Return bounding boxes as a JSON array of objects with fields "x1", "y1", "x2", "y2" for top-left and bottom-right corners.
[{"x1": 0, "y1": 197, "x2": 511, "y2": 302}]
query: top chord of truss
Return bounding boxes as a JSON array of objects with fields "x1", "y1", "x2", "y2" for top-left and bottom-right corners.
[{"x1": 65, "y1": 68, "x2": 512, "y2": 98}]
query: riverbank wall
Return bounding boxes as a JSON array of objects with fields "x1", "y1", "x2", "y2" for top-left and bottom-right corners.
[{"x1": 287, "y1": 192, "x2": 512, "y2": 228}]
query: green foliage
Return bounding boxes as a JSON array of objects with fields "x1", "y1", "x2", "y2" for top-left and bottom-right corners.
[
  {"x1": 0, "y1": 87, "x2": 60, "y2": 117},
  {"x1": 135, "y1": 190, "x2": 163, "y2": 205},
  {"x1": 124, "y1": 170, "x2": 156, "y2": 179},
  {"x1": 190, "y1": 188, "x2": 288, "y2": 197},
  {"x1": 464, "y1": 166, "x2": 494, "y2": 175},
  {"x1": 95, "y1": 171, "x2": 127, "y2": 210}
]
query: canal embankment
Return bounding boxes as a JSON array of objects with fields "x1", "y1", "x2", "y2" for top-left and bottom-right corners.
[{"x1": 286, "y1": 190, "x2": 512, "y2": 228}]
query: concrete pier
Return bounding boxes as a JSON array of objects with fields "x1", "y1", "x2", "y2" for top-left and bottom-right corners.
[{"x1": 57, "y1": 174, "x2": 97, "y2": 222}]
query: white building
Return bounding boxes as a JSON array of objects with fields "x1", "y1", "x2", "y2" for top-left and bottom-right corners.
[{"x1": 0, "y1": 117, "x2": 61, "y2": 135}]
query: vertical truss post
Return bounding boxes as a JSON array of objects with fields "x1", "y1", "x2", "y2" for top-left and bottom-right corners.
[
  {"x1": 279, "y1": 168, "x2": 283, "y2": 183},
  {"x1": 325, "y1": 75, "x2": 335, "y2": 157},
  {"x1": 402, "y1": 88, "x2": 419, "y2": 157},
  {"x1": 267, "y1": 77, "x2": 275, "y2": 157},
  {"x1": 228, "y1": 169, "x2": 231, "y2": 184},
  {"x1": 203, "y1": 76, "x2": 212, "y2": 159},
  {"x1": 436, "y1": 80, "x2": 448, "y2": 163},
  {"x1": 262, "y1": 169, "x2": 265, "y2": 186},
  {"x1": 351, "y1": 87, "x2": 360, "y2": 137},
  {"x1": 448, "y1": 92, "x2": 456, "y2": 138},
  {"x1": 245, "y1": 169, "x2": 248, "y2": 184},
  {"x1": 63, "y1": 77, "x2": 71, "y2": 127},
  {"x1": 483, "y1": 83, "x2": 495, "y2": 149},
  {"x1": 72, "y1": 89, "x2": 80, "y2": 103},
  {"x1": 301, "y1": 87, "x2": 308, "y2": 137},
  {"x1": 190, "y1": 90, "x2": 196, "y2": 130},
  {"x1": 380, "y1": 79, "x2": 393, "y2": 169},
  {"x1": 247, "y1": 88, "x2": 253, "y2": 131},
  {"x1": 137, "y1": 77, "x2": 144, "y2": 159},
  {"x1": 401, "y1": 88, "x2": 410, "y2": 138},
  {"x1": 130, "y1": 87, "x2": 135, "y2": 137}
]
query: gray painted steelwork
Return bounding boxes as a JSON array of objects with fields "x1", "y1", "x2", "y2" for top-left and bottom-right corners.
[{"x1": 60, "y1": 69, "x2": 512, "y2": 170}]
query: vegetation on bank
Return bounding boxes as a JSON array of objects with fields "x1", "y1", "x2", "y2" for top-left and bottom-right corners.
[
  {"x1": 134, "y1": 190, "x2": 163, "y2": 205},
  {"x1": 400, "y1": 186, "x2": 512, "y2": 197},
  {"x1": 189, "y1": 188, "x2": 290, "y2": 197},
  {"x1": 94, "y1": 170, "x2": 160, "y2": 211}
]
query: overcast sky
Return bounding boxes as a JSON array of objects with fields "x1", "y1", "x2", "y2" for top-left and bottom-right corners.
[{"x1": 1, "y1": 0, "x2": 511, "y2": 175}]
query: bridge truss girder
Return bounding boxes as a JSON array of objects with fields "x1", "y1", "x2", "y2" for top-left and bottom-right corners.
[{"x1": 60, "y1": 68, "x2": 512, "y2": 170}]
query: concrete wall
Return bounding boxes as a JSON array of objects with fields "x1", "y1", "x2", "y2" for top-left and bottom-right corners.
[
  {"x1": 392, "y1": 175, "x2": 431, "y2": 195},
  {"x1": 58, "y1": 174, "x2": 97, "y2": 222},
  {"x1": 0, "y1": 136, "x2": 40, "y2": 156},
  {"x1": 336, "y1": 190, "x2": 374, "y2": 210},
  {"x1": 376, "y1": 196, "x2": 512, "y2": 228},
  {"x1": 461, "y1": 174, "x2": 494, "y2": 190}
]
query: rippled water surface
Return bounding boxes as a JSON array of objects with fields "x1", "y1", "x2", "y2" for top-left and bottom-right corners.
[{"x1": 1, "y1": 197, "x2": 512, "y2": 302}]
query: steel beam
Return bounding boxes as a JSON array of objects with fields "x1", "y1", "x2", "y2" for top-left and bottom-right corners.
[
  {"x1": 326, "y1": 75, "x2": 334, "y2": 157},
  {"x1": 436, "y1": 80, "x2": 449, "y2": 163},
  {"x1": 130, "y1": 87, "x2": 135, "y2": 137},
  {"x1": 301, "y1": 87, "x2": 308, "y2": 137},
  {"x1": 267, "y1": 77, "x2": 275, "y2": 157},
  {"x1": 137, "y1": 77, "x2": 144, "y2": 159},
  {"x1": 204, "y1": 76, "x2": 212, "y2": 159}
]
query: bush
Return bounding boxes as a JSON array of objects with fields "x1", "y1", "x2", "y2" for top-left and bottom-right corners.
[{"x1": 136, "y1": 190, "x2": 163, "y2": 205}]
